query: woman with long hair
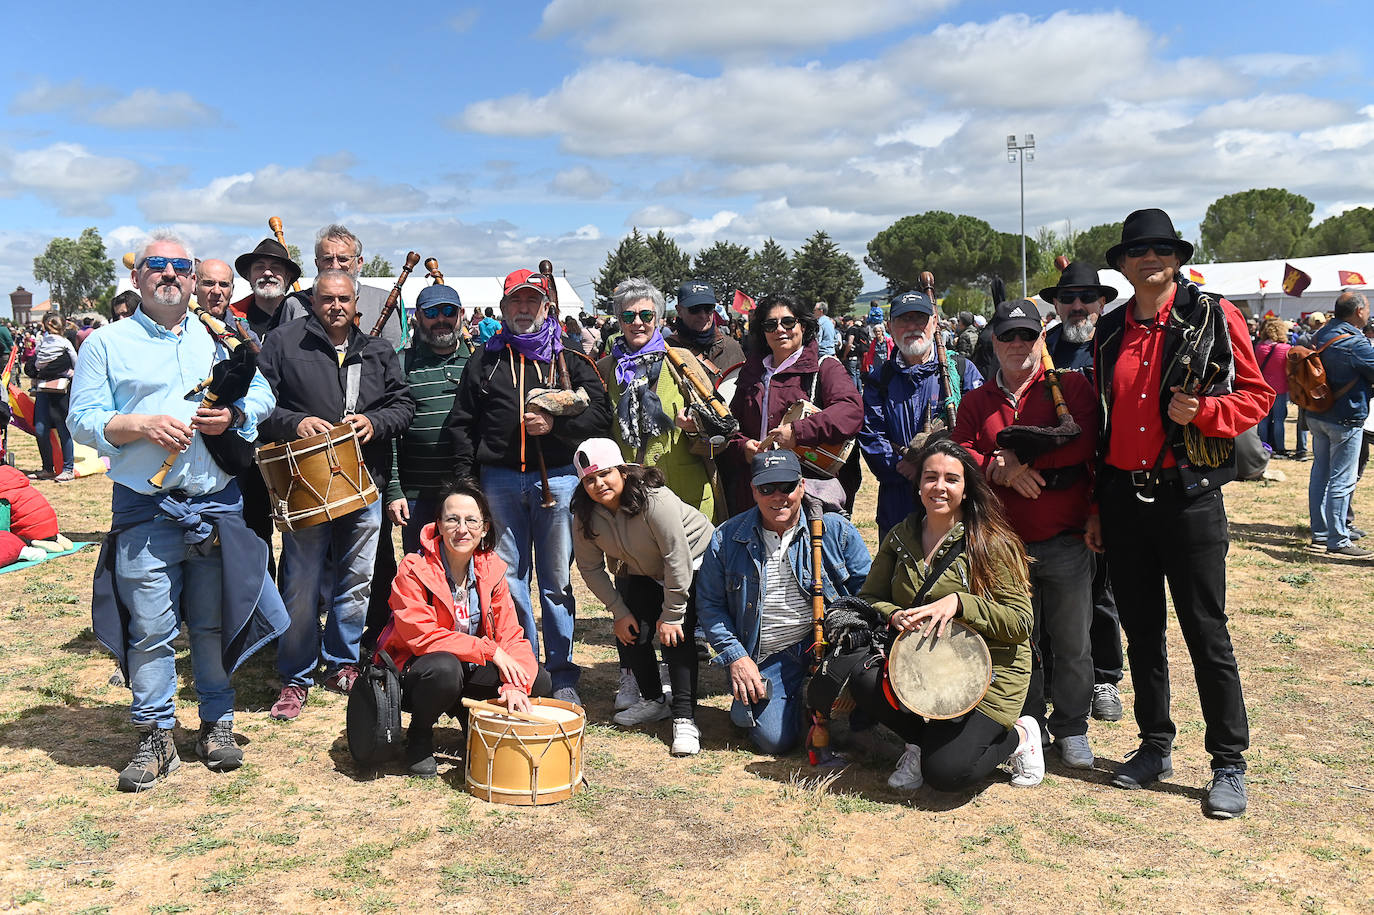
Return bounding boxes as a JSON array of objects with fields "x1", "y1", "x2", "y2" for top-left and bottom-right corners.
[
  {"x1": 30, "y1": 314, "x2": 78, "y2": 481},
  {"x1": 850, "y1": 439, "x2": 1041, "y2": 792},
  {"x1": 571, "y1": 438, "x2": 714, "y2": 756},
  {"x1": 1253, "y1": 318, "x2": 1292, "y2": 455}
]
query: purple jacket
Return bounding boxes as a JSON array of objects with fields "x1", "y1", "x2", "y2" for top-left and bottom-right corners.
[{"x1": 726, "y1": 340, "x2": 863, "y2": 455}]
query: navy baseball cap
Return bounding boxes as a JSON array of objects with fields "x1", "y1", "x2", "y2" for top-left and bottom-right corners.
[
  {"x1": 677, "y1": 280, "x2": 716, "y2": 309},
  {"x1": 751, "y1": 449, "x2": 802, "y2": 485},
  {"x1": 889, "y1": 291, "x2": 935, "y2": 321},
  {"x1": 416, "y1": 284, "x2": 461, "y2": 309}
]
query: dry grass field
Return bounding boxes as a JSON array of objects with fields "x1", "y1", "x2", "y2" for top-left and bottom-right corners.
[{"x1": 0, "y1": 427, "x2": 1371, "y2": 914}]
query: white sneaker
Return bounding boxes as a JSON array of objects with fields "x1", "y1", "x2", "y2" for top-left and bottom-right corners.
[
  {"x1": 671, "y1": 718, "x2": 701, "y2": 756},
  {"x1": 887, "y1": 743, "x2": 923, "y2": 790},
  {"x1": 614, "y1": 668, "x2": 640, "y2": 711},
  {"x1": 613, "y1": 696, "x2": 670, "y2": 727},
  {"x1": 1009, "y1": 716, "x2": 1045, "y2": 787}
]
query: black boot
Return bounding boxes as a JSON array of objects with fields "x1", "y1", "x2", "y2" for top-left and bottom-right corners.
[{"x1": 405, "y1": 726, "x2": 436, "y2": 778}]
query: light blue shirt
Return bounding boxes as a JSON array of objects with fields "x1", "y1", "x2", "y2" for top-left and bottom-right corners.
[
  {"x1": 816, "y1": 314, "x2": 838, "y2": 357},
  {"x1": 69, "y1": 307, "x2": 276, "y2": 496}
]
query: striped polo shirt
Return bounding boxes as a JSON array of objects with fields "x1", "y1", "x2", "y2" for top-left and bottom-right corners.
[{"x1": 386, "y1": 341, "x2": 471, "y2": 502}]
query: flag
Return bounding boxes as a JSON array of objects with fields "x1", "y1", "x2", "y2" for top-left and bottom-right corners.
[
  {"x1": 731, "y1": 289, "x2": 755, "y2": 314},
  {"x1": 1259, "y1": 278, "x2": 1269, "y2": 290},
  {"x1": 1188, "y1": 268, "x2": 1206, "y2": 284},
  {"x1": 1263, "y1": 309, "x2": 1277, "y2": 319},
  {"x1": 1283, "y1": 262, "x2": 1312, "y2": 297},
  {"x1": 1339, "y1": 269, "x2": 1367, "y2": 286}
]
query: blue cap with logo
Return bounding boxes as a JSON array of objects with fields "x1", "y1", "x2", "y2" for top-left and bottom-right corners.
[
  {"x1": 889, "y1": 290, "x2": 935, "y2": 321},
  {"x1": 677, "y1": 280, "x2": 717, "y2": 309},
  {"x1": 751, "y1": 449, "x2": 802, "y2": 485}
]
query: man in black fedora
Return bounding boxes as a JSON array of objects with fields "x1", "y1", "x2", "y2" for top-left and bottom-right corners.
[
  {"x1": 230, "y1": 238, "x2": 301, "y2": 339},
  {"x1": 1085, "y1": 208, "x2": 1273, "y2": 819}
]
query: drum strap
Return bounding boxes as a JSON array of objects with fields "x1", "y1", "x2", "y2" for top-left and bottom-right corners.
[{"x1": 343, "y1": 361, "x2": 361, "y2": 418}]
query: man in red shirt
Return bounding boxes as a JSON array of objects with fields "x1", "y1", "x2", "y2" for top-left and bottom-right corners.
[
  {"x1": 1086, "y1": 209, "x2": 1273, "y2": 819},
  {"x1": 953, "y1": 299, "x2": 1100, "y2": 770}
]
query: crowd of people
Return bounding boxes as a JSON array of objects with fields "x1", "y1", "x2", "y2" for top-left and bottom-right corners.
[{"x1": 14, "y1": 206, "x2": 1319, "y2": 823}]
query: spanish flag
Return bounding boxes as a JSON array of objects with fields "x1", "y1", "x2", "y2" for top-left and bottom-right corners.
[
  {"x1": 1188, "y1": 268, "x2": 1206, "y2": 284},
  {"x1": 1283, "y1": 262, "x2": 1312, "y2": 297},
  {"x1": 1338, "y1": 270, "x2": 1367, "y2": 286}
]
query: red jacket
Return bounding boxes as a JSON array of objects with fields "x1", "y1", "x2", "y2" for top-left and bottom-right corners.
[
  {"x1": 952, "y1": 365, "x2": 1100, "y2": 544},
  {"x1": 378, "y1": 523, "x2": 537, "y2": 693}
]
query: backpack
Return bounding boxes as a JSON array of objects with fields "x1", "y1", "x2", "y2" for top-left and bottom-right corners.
[
  {"x1": 1286, "y1": 334, "x2": 1356, "y2": 413},
  {"x1": 346, "y1": 648, "x2": 404, "y2": 767}
]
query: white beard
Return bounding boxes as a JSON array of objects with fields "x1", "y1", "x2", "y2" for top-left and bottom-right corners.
[
  {"x1": 898, "y1": 338, "x2": 933, "y2": 364},
  {"x1": 151, "y1": 283, "x2": 183, "y2": 306},
  {"x1": 1062, "y1": 320, "x2": 1095, "y2": 344}
]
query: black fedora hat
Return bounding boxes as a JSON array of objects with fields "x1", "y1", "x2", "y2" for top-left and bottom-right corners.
[
  {"x1": 234, "y1": 238, "x2": 302, "y2": 286},
  {"x1": 1105, "y1": 208, "x2": 1194, "y2": 269},
  {"x1": 1039, "y1": 261, "x2": 1117, "y2": 304}
]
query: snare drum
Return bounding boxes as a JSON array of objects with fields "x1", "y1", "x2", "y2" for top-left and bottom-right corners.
[
  {"x1": 255, "y1": 423, "x2": 378, "y2": 533},
  {"x1": 886, "y1": 618, "x2": 993, "y2": 720},
  {"x1": 465, "y1": 698, "x2": 586, "y2": 806}
]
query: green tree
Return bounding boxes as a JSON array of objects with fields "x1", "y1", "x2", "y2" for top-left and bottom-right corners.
[
  {"x1": 361, "y1": 254, "x2": 394, "y2": 277},
  {"x1": 32, "y1": 227, "x2": 116, "y2": 318},
  {"x1": 644, "y1": 230, "x2": 691, "y2": 303},
  {"x1": 286, "y1": 243, "x2": 303, "y2": 267},
  {"x1": 691, "y1": 241, "x2": 756, "y2": 311},
  {"x1": 751, "y1": 237, "x2": 793, "y2": 298},
  {"x1": 593, "y1": 229, "x2": 655, "y2": 312},
  {"x1": 865, "y1": 211, "x2": 1027, "y2": 294},
  {"x1": 793, "y1": 230, "x2": 863, "y2": 315},
  {"x1": 1200, "y1": 188, "x2": 1314, "y2": 262},
  {"x1": 1296, "y1": 206, "x2": 1374, "y2": 256},
  {"x1": 1069, "y1": 222, "x2": 1123, "y2": 267},
  {"x1": 941, "y1": 284, "x2": 992, "y2": 317}
]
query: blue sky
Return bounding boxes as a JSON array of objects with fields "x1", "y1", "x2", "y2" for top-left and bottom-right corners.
[{"x1": 3, "y1": 1, "x2": 1372, "y2": 315}]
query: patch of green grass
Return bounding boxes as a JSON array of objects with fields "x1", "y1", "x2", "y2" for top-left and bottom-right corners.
[
  {"x1": 169, "y1": 836, "x2": 231, "y2": 858},
  {"x1": 207, "y1": 765, "x2": 260, "y2": 805},
  {"x1": 333, "y1": 841, "x2": 396, "y2": 888},
  {"x1": 200, "y1": 864, "x2": 248, "y2": 894},
  {"x1": 149, "y1": 905, "x2": 192, "y2": 914},
  {"x1": 1118, "y1": 866, "x2": 1168, "y2": 879},
  {"x1": 72, "y1": 906, "x2": 112, "y2": 915},
  {"x1": 64, "y1": 814, "x2": 119, "y2": 850},
  {"x1": 11, "y1": 889, "x2": 43, "y2": 906},
  {"x1": 1347, "y1": 676, "x2": 1374, "y2": 687},
  {"x1": 1279, "y1": 570, "x2": 1316, "y2": 586},
  {"x1": 1091, "y1": 809, "x2": 1132, "y2": 827},
  {"x1": 440, "y1": 859, "x2": 532, "y2": 890},
  {"x1": 1305, "y1": 845, "x2": 1342, "y2": 861},
  {"x1": 257, "y1": 830, "x2": 299, "y2": 846},
  {"x1": 927, "y1": 866, "x2": 969, "y2": 895},
  {"x1": 1270, "y1": 630, "x2": 1298, "y2": 645},
  {"x1": 834, "y1": 792, "x2": 882, "y2": 814}
]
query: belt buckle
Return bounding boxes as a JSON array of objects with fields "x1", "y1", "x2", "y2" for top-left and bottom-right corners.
[{"x1": 1129, "y1": 470, "x2": 1151, "y2": 488}]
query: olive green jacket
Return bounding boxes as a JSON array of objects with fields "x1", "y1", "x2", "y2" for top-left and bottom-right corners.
[{"x1": 859, "y1": 516, "x2": 1033, "y2": 729}]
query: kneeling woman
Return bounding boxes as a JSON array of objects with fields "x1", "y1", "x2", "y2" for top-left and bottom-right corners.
[
  {"x1": 380, "y1": 478, "x2": 551, "y2": 777},
  {"x1": 851, "y1": 439, "x2": 1042, "y2": 792},
  {"x1": 571, "y1": 438, "x2": 714, "y2": 756}
]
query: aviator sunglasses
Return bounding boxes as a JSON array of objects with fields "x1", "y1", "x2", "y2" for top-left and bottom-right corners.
[
  {"x1": 1124, "y1": 242, "x2": 1176, "y2": 259},
  {"x1": 754, "y1": 480, "x2": 800, "y2": 496},
  {"x1": 140, "y1": 256, "x2": 194, "y2": 275},
  {"x1": 760, "y1": 316, "x2": 799, "y2": 333},
  {"x1": 620, "y1": 309, "x2": 656, "y2": 324},
  {"x1": 421, "y1": 303, "x2": 459, "y2": 319}
]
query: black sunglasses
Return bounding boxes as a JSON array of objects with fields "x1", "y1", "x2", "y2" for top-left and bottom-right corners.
[
  {"x1": 140, "y1": 256, "x2": 194, "y2": 275},
  {"x1": 421, "y1": 304, "x2": 459, "y2": 319},
  {"x1": 685, "y1": 302, "x2": 715, "y2": 314},
  {"x1": 1055, "y1": 292, "x2": 1100, "y2": 306},
  {"x1": 619, "y1": 309, "x2": 656, "y2": 325},
  {"x1": 760, "y1": 316, "x2": 799, "y2": 333},
  {"x1": 1124, "y1": 242, "x2": 1176, "y2": 259},
  {"x1": 996, "y1": 328, "x2": 1039, "y2": 343},
  {"x1": 754, "y1": 479, "x2": 799, "y2": 496}
]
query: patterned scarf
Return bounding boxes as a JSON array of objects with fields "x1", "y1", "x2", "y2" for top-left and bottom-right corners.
[{"x1": 611, "y1": 329, "x2": 672, "y2": 451}]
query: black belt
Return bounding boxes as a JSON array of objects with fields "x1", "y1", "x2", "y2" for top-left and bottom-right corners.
[{"x1": 1107, "y1": 466, "x2": 1180, "y2": 488}]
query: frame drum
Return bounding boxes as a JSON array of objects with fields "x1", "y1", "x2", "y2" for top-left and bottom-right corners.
[{"x1": 886, "y1": 618, "x2": 993, "y2": 720}]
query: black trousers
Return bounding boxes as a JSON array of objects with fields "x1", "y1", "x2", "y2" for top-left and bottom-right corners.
[
  {"x1": 1047, "y1": 552, "x2": 1124, "y2": 688},
  {"x1": 614, "y1": 575, "x2": 698, "y2": 720},
  {"x1": 402, "y1": 652, "x2": 552, "y2": 734},
  {"x1": 363, "y1": 512, "x2": 397, "y2": 646},
  {"x1": 1099, "y1": 471, "x2": 1248, "y2": 770},
  {"x1": 849, "y1": 663, "x2": 1020, "y2": 793}
]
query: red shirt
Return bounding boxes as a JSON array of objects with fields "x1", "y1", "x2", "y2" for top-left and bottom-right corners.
[
  {"x1": 1105, "y1": 288, "x2": 1273, "y2": 472},
  {"x1": 952, "y1": 365, "x2": 1100, "y2": 543}
]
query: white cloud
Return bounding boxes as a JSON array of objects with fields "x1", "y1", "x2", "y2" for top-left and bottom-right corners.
[
  {"x1": 627, "y1": 205, "x2": 689, "y2": 226},
  {"x1": 8, "y1": 78, "x2": 221, "y2": 127},
  {"x1": 549, "y1": 165, "x2": 613, "y2": 197},
  {"x1": 8, "y1": 78, "x2": 98, "y2": 115},
  {"x1": 0, "y1": 143, "x2": 142, "y2": 216}
]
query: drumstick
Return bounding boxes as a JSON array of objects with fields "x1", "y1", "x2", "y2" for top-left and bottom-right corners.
[
  {"x1": 460, "y1": 697, "x2": 557, "y2": 724},
  {"x1": 267, "y1": 217, "x2": 302, "y2": 292}
]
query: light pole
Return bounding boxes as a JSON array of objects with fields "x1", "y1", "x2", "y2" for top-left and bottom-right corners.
[{"x1": 1007, "y1": 133, "x2": 1035, "y2": 297}]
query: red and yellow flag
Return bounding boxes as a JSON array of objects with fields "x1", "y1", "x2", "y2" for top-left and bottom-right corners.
[
  {"x1": 1188, "y1": 268, "x2": 1206, "y2": 284},
  {"x1": 1283, "y1": 262, "x2": 1312, "y2": 297},
  {"x1": 1338, "y1": 269, "x2": 1367, "y2": 286},
  {"x1": 731, "y1": 289, "x2": 755, "y2": 314}
]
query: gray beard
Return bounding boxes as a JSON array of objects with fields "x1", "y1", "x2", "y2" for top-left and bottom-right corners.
[
  {"x1": 419, "y1": 325, "x2": 458, "y2": 348},
  {"x1": 151, "y1": 283, "x2": 183, "y2": 307},
  {"x1": 254, "y1": 278, "x2": 285, "y2": 301},
  {"x1": 898, "y1": 339, "x2": 933, "y2": 364},
  {"x1": 1062, "y1": 320, "x2": 1095, "y2": 344}
]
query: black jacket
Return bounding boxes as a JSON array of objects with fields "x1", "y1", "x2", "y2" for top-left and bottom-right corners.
[
  {"x1": 444, "y1": 343, "x2": 612, "y2": 478},
  {"x1": 257, "y1": 314, "x2": 415, "y2": 483}
]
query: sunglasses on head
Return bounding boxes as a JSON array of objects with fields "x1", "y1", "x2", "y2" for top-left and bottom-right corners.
[
  {"x1": 1124, "y1": 242, "x2": 1176, "y2": 259},
  {"x1": 685, "y1": 302, "x2": 715, "y2": 314},
  {"x1": 760, "y1": 316, "x2": 799, "y2": 333},
  {"x1": 1055, "y1": 292, "x2": 1100, "y2": 306},
  {"x1": 996, "y1": 328, "x2": 1039, "y2": 343},
  {"x1": 421, "y1": 304, "x2": 459, "y2": 319},
  {"x1": 140, "y1": 256, "x2": 194, "y2": 275},
  {"x1": 754, "y1": 479, "x2": 799, "y2": 496},
  {"x1": 619, "y1": 309, "x2": 656, "y2": 325}
]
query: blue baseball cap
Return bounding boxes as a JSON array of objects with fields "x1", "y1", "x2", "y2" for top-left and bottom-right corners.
[
  {"x1": 751, "y1": 449, "x2": 802, "y2": 485},
  {"x1": 416, "y1": 284, "x2": 462, "y2": 309},
  {"x1": 677, "y1": 280, "x2": 716, "y2": 309},
  {"x1": 889, "y1": 291, "x2": 935, "y2": 321}
]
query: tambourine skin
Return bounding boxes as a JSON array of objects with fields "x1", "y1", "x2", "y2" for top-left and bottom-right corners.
[{"x1": 887, "y1": 617, "x2": 993, "y2": 720}]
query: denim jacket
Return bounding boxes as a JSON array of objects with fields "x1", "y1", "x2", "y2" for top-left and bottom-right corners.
[
  {"x1": 696, "y1": 506, "x2": 871, "y2": 667},
  {"x1": 1311, "y1": 320, "x2": 1374, "y2": 425}
]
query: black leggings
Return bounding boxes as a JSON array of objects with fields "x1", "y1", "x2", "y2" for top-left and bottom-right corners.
[
  {"x1": 614, "y1": 575, "x2": 698, "y2": 720},
  {"x1": 402, "y1": 652, "x2": 552, "y2": 734},
  {"x1": 849, "y1": 662, "x2": 1020, "y2": 793}
]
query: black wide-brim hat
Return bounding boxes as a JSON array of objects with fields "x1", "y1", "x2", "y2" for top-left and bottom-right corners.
[
  {"x1": 234, "y1": 238, "x2": 302, "y2": 287},
  {"x1": 1105, "y1": 208, "x2": 1194, "y2": 269},
  {"x1": 1039, "y1": 261, "x2": 1117, "y2": 303}
]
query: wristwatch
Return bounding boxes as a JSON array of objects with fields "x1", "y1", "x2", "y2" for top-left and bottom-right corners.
[{"x1": 227, "y1": 404, "x2": 246, "y2": 430}]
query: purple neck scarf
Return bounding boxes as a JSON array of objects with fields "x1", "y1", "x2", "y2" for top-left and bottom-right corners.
[
  {"x1": 486, "y1": 314, "x2": 564, "y2": 363},
  {"x1": 611, "y1": 328, "x2": 667, "y2": 386}
]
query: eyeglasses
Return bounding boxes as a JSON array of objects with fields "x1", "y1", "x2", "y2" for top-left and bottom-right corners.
[
  {"x1": 1123, "y1": 242, "x2": 1176, "y2": 259},
  {"x1": 140, "y1": 256, "x2": 194, "y2": 275},
  {"x1": 421, "y1": 304, "x2": 459, "y2": 319},
  {"x1": 1055, "y1": 292, "x2": 1100, "y2": 306},
  {"x1": 754, "y1": 480, "x2": 799, "y2": 496},
  {"x1": 439, "y1": 516, "x2": 486, "y2": 530},
  {"x1": 685, "y1": 302, "x2": 715, "y2": 314},
  {"x1": 760, "y1": 316, "x2": 799, "y2": 333},
  {"x1": 996, "y1": 328, "x2": 1040, "y2": 343},
  {"x1": 316, "y1": 253, "x2": 360, "y2": 265},
  {"x1": 619, "y1": 309, "x2": 656, "y2": 325}
]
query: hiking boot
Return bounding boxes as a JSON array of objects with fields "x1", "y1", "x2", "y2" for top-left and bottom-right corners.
[
  {"x1": 887, "y1": 743, "x2": 923, "y2": 790},
  {"x1": 1328, "y1": 543, "x2": 1374, "y2": 559},
  {"x1": 1203, "y1": 766, "x2": 1247, "y2": 819},
  {"x1": 1009, "y1": 716, "x2": 1044, "y2": 787},
  {"x1": 613, "y1": 696, "x2": 670, "y2": 727},
  {"x1": 1351, "y1": 527, "x2": 1367, "y2": 540},
  {"x1": 1092, "y1": 683, "x2": 1123, "y2": 721},
  {"x1": 406, "y1": 727, "x2": 437, "y2": 779},
  {"x1": 117, "y1": 726, "x2": 180, "y2": 792},
  {"x1": 552, "y1": 686, "x2": 584, "y2": 708},
  {"x1": 1111, "y1": 745, "x2": 1173, "y2": 789},
  {"x1": 1055, "y1": 734, "x2": 1095, "y2": 769},
  {"x1": 270, "y1": 685, "x2": 308, "y2": 721},
  {"x1": 614, "y1": 668, "x2": 640, "y2": 711},
  {"x1": 195, "y1": 720, "x2": 243, "y2": 772},
  {"x1": 670, "y1": 718, "x2": 701, "y2": 757},
  {"x1": 323, "y1": 664, "x2": 360, "y2": 694}
]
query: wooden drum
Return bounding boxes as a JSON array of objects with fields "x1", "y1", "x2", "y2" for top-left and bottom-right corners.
[
  {"x1": 465, "y1": 698, "x2": 585, "y2": 806},
  {"x1": 887, "y1": 618, "x2": 993, "y2": 720},
  {"x1": 779, "y1": 400, "x2": 855, "y2": 479},
  {"x1": 255, "y1": 423, "x2": 378, "y2": 533}
]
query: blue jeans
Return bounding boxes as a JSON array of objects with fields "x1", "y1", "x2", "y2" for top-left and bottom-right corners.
[
  {"x1": 1024, "y1": 534, "x2": 1094, "y2": 738},
  {"x1": 479, "y1": 464, "x2": 580, "y2": 689},
  {"x1": 401, "y1": 496, "x2": 442, "y2": 555},
  {"x1": 1308, "y1": 416, "x2": 1363, "y2": 549},
  {"x1": 731, "y1": 641, "x2": 810, "y2": 755},
  {"x1": 115, "y1": 515, "x2": 233, "y2": 728},
  {"x1": 34, "y1": 392, "x2": 74, "y2": 473},
  {"x1": 277, "y1": 499, "x2": 382, "y2": 686},
  {"x1": 1258, "y1": 392, "x2": 1289, "y2": 452}
]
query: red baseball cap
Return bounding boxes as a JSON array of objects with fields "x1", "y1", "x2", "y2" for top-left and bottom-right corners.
[{"x1": 502, "y1": 269, "x2": 551, "y2": 301}]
